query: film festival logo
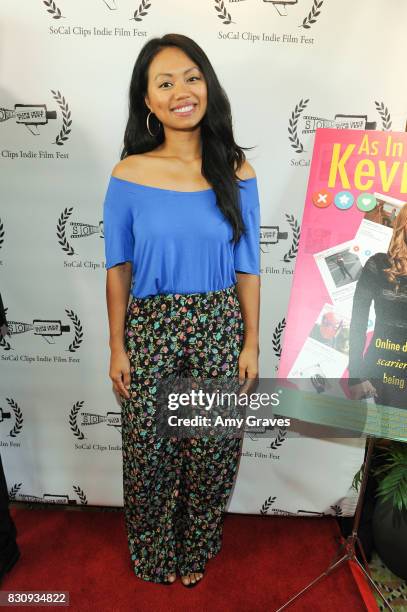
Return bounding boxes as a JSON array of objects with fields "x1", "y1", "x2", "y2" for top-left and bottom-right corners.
[
  {"x1": 8, "y1": 483, "x2": 88, "y2": 506},
  {"x1": 239, "y1": 386, "x2": 288, "y2": 450},
  {"x1": 42, "y1": 0, "x2": 152, "y2": 22},
  {"x1": 1, "y1": 90, "x2": 71, "y2": 148},
  {"x1": 259, "y1": 494, "x2": 344, "y2": 517},
  {"x1": 69, "y1": 400, "x2": 122, "y2": 441},
  {"x1": 215, "y1": 0, "x2": 324, "y2": 28},
  {"x1": 0, "y1": 304, "x2": 83, "y2": 353},
  {"x1": 260, "y1": 213, "x2": 300, "y2": 264},
  {"x1": 288, "y1": 99, "x2": 392, "y2": 155},
  {"x1": 57, "y1": 207, "x2": 104, "y2": 259},
  {"x1": 0, "y1": 215, "x2": 4, "y2": 262},
  {"x1": 272, "y1": 317, "x2": 286, "y2": 361},
  {"x1": 244, "y1": 418, "x2": 288, "y2": 450},
  {"x1": 271, "y1": 316, "x2": 288, "y2": 375},
  {"x1": 0, "y1": 398, "x2": 24, "y2": 441}
]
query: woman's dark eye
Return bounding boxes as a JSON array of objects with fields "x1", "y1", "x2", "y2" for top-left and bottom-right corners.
[
  {"x1": 189, "y1": 76, "x2": 200, "y2": 82},
  {"x1": 159, "y1": 82, "x2": 172, "y2": 89}
]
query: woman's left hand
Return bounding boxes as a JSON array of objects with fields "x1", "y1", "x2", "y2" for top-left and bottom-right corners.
[{"x1": 238, "y1": 345, "x2": 259, "y2": 394}]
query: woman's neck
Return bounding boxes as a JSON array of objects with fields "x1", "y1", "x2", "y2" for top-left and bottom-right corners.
[{"x1": 156, "y1": 126, "x2": 202, "y2": 162}]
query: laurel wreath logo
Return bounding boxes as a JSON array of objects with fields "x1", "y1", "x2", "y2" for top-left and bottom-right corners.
[
  {"x1": 330, "y1": 504, "x2": 342, "y2": 516},
  {"x1": 214, "y1": 0, "x2": 325, "y2": 28},
  {"x1": 65, "y1": 309, "x2": 84, "y2": 352},
  {"x1": 0, "y1": 218, "x2": 4, "y2": 250},
  {"x1": 9, "y1": 484, "x2": 87, "y2": 506},
  {"x1": 131, "y1": 0, "x2": 152, "y2": 21},
  {"x1": 282, "y1": 213, "x2": 300, "y2": 263},
  {"x1": 73, "y1": 484, "x2": 88, "y2": 505},
  {"x1": 51, "y1": 90, "x2": 72, "y2": 146},
  {"x1": 272, "y1": 318, "x2": 286, "y2": 358},
  {"x1": 69, "y1": 401, "x2": 85, "y2": 439},
  {"x1": 260, "y1": 495, "x2": 277, "y2": 514},
  {"x1": 43, "y1": 1, "x2": 152, "y2": 20},
  {"x1": 0, "y1": 334, "x2": 11, "y2": 351},
  {"x1": 6, "y1": 398, "x2": 23, "y2": 438},
  {"x1": 288, "y1": 98, "x2": 309, "y2": 153},
  {"x1": 43, "y1": 0, "x2": 64, "y2": 20},
  {"x1": 0, "y1": 306, "x2": 12, "y2": 351},
  {"x1": 8, "y1": 483, "x2": 22, "y2": 502},
  {"x1": 300, "y1": 0, "x2": 324, "y2": 29},
  {"x1": 269, "y1": 427, "x2": 287, "y2": 450},
  {"x1": 214, "y1": 0, "x2": 233, "y2": 25},
  {"x1": 289, "y1": 99, "x2": 392, "y2": 152},
  {"x1": 57, "y1": 207, "x2": 75, "y2": 255},
  {"x1": 375, "y1": 101, "x2": 392, "y2": 131}
]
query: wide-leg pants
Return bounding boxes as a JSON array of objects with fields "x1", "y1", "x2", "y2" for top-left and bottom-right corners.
[{"x1": 121, "y1": 284, "x2": 244, "y2": 582}]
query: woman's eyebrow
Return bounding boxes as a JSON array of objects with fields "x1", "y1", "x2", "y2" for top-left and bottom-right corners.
[{"x1": 154, "y1": 67, "x2": 200, "y2": 81}]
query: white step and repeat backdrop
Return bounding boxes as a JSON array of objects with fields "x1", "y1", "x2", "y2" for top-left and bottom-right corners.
[{"x1": 1, "y1": 1, "x2": 406, "y2": 514}]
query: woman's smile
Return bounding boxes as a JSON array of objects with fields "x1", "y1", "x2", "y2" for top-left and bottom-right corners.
[{"x1": 171, "y1": 103, "x2": 197, "y2": 117}]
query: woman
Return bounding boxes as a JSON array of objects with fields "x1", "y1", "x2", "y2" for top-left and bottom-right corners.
[
  {"x1": 348, "y1": 202, "x2": 407, "y2": 408},
  {"x1": 336, "y1": 253, "x2": 353, "y2": 281},
  {"x1": 103, "y1": 34, "x2": 261, "y2": 587}
]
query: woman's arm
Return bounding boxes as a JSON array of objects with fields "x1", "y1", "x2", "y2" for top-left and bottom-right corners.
[
  {"x1": 106, "y1": 263, "x2": 132, "y2": 399},
  {"x1": 103, "y1": 169, "x2": 136, "y2": 399},
  {"x1": 234, "y1": 159, "x2": 261, "y2": 384},
  {"x1": 236, "y1": 273, "x2": 261, "y2": 384}
]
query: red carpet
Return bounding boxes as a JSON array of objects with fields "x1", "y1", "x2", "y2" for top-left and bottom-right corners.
[{"x1": 3, "y1": 507, "x2": 372, "y2": 611}]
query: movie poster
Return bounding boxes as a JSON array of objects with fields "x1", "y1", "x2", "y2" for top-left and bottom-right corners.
[{"x1": 278, "y1": 128, "x2": 407, "y2": 436}]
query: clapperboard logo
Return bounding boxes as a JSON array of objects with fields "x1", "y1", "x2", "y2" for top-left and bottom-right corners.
[
  {"x1": 0, "y1": 307, "x2": 83, "y2": 353},
  {"x1": 216, "y1": 0, "x2": 325, "y2": 28},
  {"x1": 42, "y1": 0, "x2": 152, "y2": 22},
  {"x1": 288, "y1": 99, "x2": 392, "y2": 154},
  {"x1": 0, "y1": 103, "x2": 57, "y2": 136},
  {"x1": 57, "y1": 207, "x2": 104, "y2": 258},
  {"x1": 263, "y1": 0, "x2": 298, "y2": 17},
  {"x1": 1, "y1": 91, "x2": 71, "y2": 146},
  {"x1": 260, "y1": 213, "x2": 300, "y2": 264},
  {"x1": 9, "y1": 485, "x2": 88, "y2": 505},
  {"x1": 70, "y1": 401, "x2": 122, "y2": 441}
]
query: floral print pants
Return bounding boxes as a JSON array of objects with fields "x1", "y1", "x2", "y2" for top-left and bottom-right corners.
[{"x1": 121, "y1": 284, "x2": 244, "y2": 582}]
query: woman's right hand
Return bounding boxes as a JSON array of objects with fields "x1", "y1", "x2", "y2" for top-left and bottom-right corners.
[
  {"x1": 109, "y1": 347, "x2": 131, "y2": 399},
  {"x1": 349, "y1": 379, "x2": 377, "y2": 401}
]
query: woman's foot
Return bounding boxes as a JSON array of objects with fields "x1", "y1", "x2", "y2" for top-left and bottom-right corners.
[
  {"x1": 181, "y1": 571, "x2": 204, "y2": 587},
  {"x1": 164, "y1": 572, "x2": 177, "y2": 584}
]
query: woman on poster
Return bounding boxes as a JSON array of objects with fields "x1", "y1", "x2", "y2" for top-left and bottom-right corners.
[
  {"x1": 103, "y1": 34, "x2": 261, "y2": 587},
  {"x1": 348, "y1": 203, "x2": 407, "y2": 408}
]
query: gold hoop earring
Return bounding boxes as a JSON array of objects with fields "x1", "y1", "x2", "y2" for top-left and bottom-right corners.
[{"x1": 146, "y1": 111, "x2": 161, "y2": 138}]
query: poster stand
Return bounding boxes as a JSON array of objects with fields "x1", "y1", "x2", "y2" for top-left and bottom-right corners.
[{"x1": 275, "y1": 436, "x2": 394, "y2": 612}]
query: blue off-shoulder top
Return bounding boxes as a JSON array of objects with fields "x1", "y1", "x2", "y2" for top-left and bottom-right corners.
[{"x1": 103, "y1": 175, "x2": 260, "y2": 298}]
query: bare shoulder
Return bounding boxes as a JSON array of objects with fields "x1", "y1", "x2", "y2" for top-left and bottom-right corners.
[
  {"x1": 111, "y1": 154, "x2": 151, "y2": 182},
  {"x1": 236, "y1": 160, "x2": 256, "y2": 181}
]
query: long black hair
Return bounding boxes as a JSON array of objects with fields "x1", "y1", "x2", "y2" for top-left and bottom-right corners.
[{"x1": 121, "y1": 33, "x2": 249, "y2": 243}]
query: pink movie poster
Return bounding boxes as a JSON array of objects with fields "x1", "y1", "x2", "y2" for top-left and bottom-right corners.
[{"x1": 278, "y1": 128, "x2": 407, "y2": 412}]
